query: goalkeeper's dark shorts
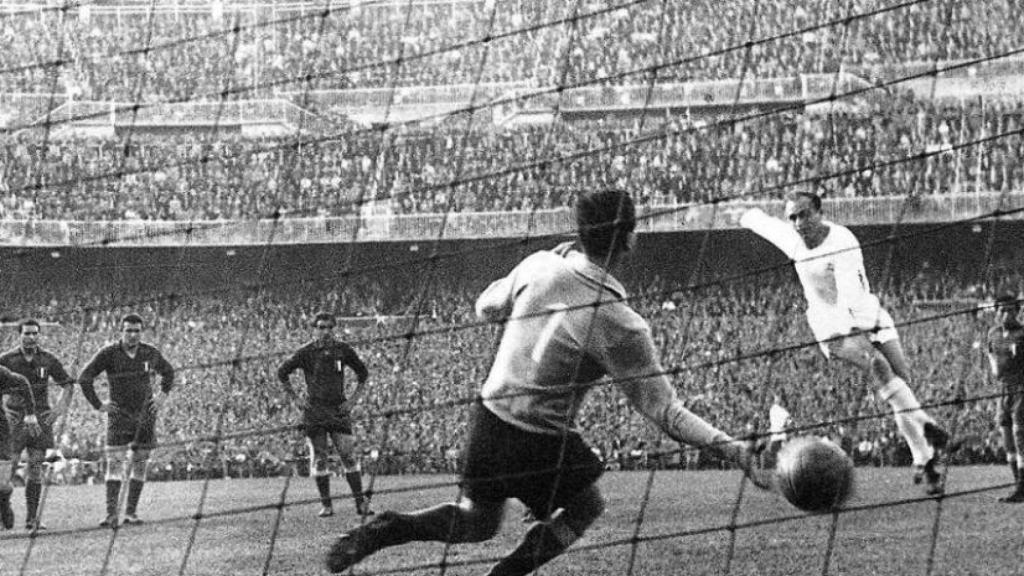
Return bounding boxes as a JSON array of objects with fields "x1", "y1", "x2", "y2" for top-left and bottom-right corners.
[
  {"x1": 303, "y1": 404, "x2": 353, "y2": 437},
  {"x1": 107, "y1": 406, "x2": 158, "y2": 450},
  {"x1": 0, "y1": 414, "x2": 8, "y2": 459},
  {"x1": 460, "y1": 402, "x2": 603, "y2": 518},
  {"x1": 998, "y1": 383, "x2": 1024, "y2": 428}
]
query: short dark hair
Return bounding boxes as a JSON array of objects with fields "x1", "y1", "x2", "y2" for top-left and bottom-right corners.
[
  {"x1": 312, "y1": 311, "x2": 336, "y2": 328},
  {"x1": 121, "y1": 313, "x2": 144, "y2": 327},
  {"x1": 576, "y1": 189, "x2": 636, "y2": 260},
  {"x1": 786, "y1": 190, "x2": 822, "y2": 211},
  {"x1": 19, "y1": 319, "x2": 40, "y2": 333}
]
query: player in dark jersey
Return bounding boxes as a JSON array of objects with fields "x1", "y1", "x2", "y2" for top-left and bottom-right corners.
[
  {"x1": 987, "y1": 293, "x2": 1024, "y2": 502},
  {"x1": 0, "y1": 364, "x2": 36, "y2": 531},
  {"x1": 326, "y1": 189, "x2": 767, "y2": 574},
  {"x1": 278, "y1": 311, "x2": 372, "y2": 518},
  {"x1": 0, "y1": 319, "x2": 75, "y2": 530},
  {"x1": 79, "y1": 313, "x2": 175, "y2": 528}
]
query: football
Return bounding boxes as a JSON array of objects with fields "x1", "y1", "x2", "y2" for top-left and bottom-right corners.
[{"x1": 775, "y1": 436, "x2": 855, "y2": 512}]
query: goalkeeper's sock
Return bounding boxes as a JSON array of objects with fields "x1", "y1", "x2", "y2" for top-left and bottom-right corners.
[
  {"x1": 125, "y1": 479, "x2": 144, "y2": 515},
  {"x1": 315, "y1": 475, "x2": 332, "y2": 508},
  {"x1": 105, "y1": 480, "x2": 122, "y2": 517},
  {"x1": 486, "y1": 520, "x2": 577, "y2": 576},
  {"x1": 25, "y1": 480, "x2": 42, "y2": 524}
]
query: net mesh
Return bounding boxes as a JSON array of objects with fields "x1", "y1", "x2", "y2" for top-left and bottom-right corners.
[{"x1": 0, "y1": 0, "x2": 1022, "y2": 575}]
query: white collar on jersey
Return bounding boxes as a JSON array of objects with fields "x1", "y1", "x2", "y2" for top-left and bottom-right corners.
[{"x1": 565, "y1": 251, "x2": 627, "y2": 300}]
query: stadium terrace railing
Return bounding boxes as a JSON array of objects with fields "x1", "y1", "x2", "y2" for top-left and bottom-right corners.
[
  {"x1": 290, "y1": 74, "x2": 868, "y2": 115},
  {"x1": 0, "y1": 193, "x2": 1020, "y2": 247}
]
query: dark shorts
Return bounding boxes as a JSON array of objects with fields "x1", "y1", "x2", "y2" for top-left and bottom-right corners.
[
  {"x1": 460, "y1": 403, "x2": 604, "y2": 517},
  {"x1": 303, "y1": 404, "x2": 353, "y2": 437},
  {"x1": 998, "y1": 384, "x2": 1024, "y2": 428},
  {"x1": 0, "y1": 414, "x2": 8, "y2": 460},
  {"x1": 108, "y1": 407, "x2": 157, "y2": 450},
  {"x1": 3, "y1": 407, "x2": 56, "y2": 452}
]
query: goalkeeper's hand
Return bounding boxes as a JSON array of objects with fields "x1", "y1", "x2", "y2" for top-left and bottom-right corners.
[{"x1": 732, "y1": 439, "x2": 773, "y2": 491}]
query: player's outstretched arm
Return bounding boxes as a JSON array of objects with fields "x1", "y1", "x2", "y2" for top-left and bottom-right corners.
[{"x1": 607, "y1": 330, "x2": 770, "y2": 489}]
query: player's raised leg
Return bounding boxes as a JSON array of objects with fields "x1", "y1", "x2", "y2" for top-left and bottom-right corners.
[
  {"x1": 101, "y1": 445, "x2": 128, "y2": 528},
  {"x1": 333, "y1": 432, "x2": 372, "y2": 516},
  {"x1": 830, "y1": 334, "x2": 947, "y2": 494},
  {"x1": 327, "y1": 497, "x2": 505, "y2": 572},
  {"x1": 486, "y1": 484, "x2": 604, "y2": 576}
]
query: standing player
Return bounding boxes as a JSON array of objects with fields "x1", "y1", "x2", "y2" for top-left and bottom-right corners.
[
  {"x1": 278, "y1": 311, "x2": 372, "y2": 518},
  {"x1": 986, "y1": 293, "x2": 1024, "y2": 502},
  {"x1": 736, "y1": 191, "x2": 951, "y2": 494},
  {"x1": 0, "y1": 319, "x2": 75, "y2": 530},
  {"x1": 326, "y1": 189, "x2": 767, "y2": 574},
  {"x1": 79, "y1": 314, "x2": 175, "y2": 528},
  {"x1": 0, "y1": 364, "x2": 36, "y2": 530}
]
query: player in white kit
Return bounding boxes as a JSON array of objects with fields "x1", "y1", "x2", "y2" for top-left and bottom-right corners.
[
  {"x1": 327, "y1": 189, "x2": 768, "y2": 574},
  {"x1": 739, "y1": 191, "x2": 952, "y2": 495}
]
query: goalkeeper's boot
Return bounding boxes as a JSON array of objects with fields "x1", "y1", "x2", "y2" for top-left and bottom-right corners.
[
  {"x1": 0, "y1": 485, "x2": 14, "y2": 530},
  {"x1": 318, "y1": 505, "x2": 335, "y2": 518},
  {"x1": 326, "y1": 511, "x2": 400, "y2": 573}
]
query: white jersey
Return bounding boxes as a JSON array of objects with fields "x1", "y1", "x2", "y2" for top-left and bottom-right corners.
[
  {"x1": 740, "y1": 208, "x2": 879, "y2": 316},
  {"x1": 476, "y1": 249, "x2": 664, "y2": 436}
]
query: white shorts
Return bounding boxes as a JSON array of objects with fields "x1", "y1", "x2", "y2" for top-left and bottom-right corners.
[{"x1": 806, "y1": 305, "x2": 898, "y2": 358}]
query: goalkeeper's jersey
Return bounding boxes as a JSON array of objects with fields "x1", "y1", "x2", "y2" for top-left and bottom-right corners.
[
  {"x1": 475, "y1": 249, "x2": 661, "y2": 436},
  {"x1": 740, "y1": 208, "x2": 881, "y2": 318}
]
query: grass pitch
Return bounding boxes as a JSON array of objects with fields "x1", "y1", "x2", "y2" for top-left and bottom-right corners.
[{"x1": 0, "y1": 466, "x2": 1020, "y2": 576}]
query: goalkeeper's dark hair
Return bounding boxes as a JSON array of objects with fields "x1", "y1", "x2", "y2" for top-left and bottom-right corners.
[{"x1": 576, "y1": 189, "x2": 636, "y2": 261}]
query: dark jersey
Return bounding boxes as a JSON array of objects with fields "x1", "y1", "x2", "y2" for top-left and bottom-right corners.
[
  {"x1": 79, "y1": 342, "x2": 175, "y2": 412},
  {"x1": 278, "y1": 339, "x2": 368, "y2": 405},
  {"x1": 989, "y1": 322, "x2": 1024, "y2": 388},
  {"x1": 0, "y1": 347, "x2": 74, "y2": 412},
  {"x1": 0, "y1": 364, "x2": 34, "y2": 414}
]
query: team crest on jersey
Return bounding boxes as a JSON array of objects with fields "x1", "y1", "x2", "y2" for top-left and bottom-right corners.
[{"x1": 39, "y1": 367, "x2": 47, "y2": 379}]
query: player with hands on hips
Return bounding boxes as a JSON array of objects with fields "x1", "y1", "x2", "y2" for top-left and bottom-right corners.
[
  {"x1": 78, "y1": 313, "x2": 175, "y2": 528},
  {"x1": 0, "y1": 319, "x2": 76, "y2": 530},
  {"x1": 0, "y1": 361, "x2": 41, "y2": 530},
  {"x1": 278, "y1": 311, "x2": 372, "y2": 518}
]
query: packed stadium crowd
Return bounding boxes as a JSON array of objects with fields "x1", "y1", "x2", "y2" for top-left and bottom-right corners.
[
  {"x1": 1, "y1": 95, "x2": 1022, "y2": 221},
  {"x1": 0, "y1": 0, "x2": 1019, "y2": 98},
  {"x1": 1, "y1": 263, "x2": 1016, "y2": 484}
]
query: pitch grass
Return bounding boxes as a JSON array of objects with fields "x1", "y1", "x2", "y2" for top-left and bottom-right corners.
[{"x1": 0, "y1": 466, "x2": 1020, "y2": 576}]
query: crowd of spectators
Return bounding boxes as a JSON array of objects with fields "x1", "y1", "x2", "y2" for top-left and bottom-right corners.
[
  {"x1": 0, "y1": 0, "x2": 1020, "y2": 99},
  {"x1": 0, "y1": 262, "x2": 1017, "y2": 482},
  {"x1": 0, "y1": 94, "x2": 1022, "y2": 221}
]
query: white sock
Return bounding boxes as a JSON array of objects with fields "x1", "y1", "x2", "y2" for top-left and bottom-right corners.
[{"x1": 879, "y1": 378, "x2": 934, "y2": 466}]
